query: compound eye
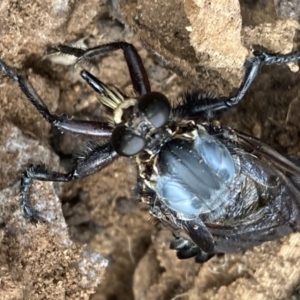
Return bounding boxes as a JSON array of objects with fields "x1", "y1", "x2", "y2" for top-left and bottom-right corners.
[
  {"x1": 111, "y1": 125, "x2": 146, "y2": 156},
  {"x1": 138, "y1": 92, "x2": 171, "y2": 128}
]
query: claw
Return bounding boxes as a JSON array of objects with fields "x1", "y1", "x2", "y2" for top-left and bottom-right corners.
[
  {"x1": 0, "y1": 59, "x2": 19, "y2": 81},
  {"x1": 23, "y1": 204, "x2": 46, "y2": 224}
]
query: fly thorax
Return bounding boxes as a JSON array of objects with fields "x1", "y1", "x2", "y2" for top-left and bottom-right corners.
[{"x1": 150, "y1": 128, "x2": 236, "y2": 219}]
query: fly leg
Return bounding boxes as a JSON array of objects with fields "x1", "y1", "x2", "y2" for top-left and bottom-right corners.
[
  {"x1": 21, "y1": 143, "x2": 118, "y2": 223},
  {"x1": 46, "y1": 41, "x2": 151, "y2": 95},
  {"x1": 173, "y1": 50, "x2": 300, "y2": 119},
  {"x1": 0, "y1": 59, "x2": 112, "y2": 137}
]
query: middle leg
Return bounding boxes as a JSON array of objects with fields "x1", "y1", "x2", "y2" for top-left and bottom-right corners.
[{"x1": 0, "y1": 59, "x2": 113, "y2": 137}]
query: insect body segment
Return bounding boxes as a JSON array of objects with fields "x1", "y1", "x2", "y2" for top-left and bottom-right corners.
[
  {"x1": 1, "y1": 42, "x2": 300, "y2": 262},
  {"x1": 154, "y1": 131, "x2": 236, "y2": 217}
]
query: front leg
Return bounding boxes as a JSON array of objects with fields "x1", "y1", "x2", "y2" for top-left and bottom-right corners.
[
  {"x1": 46, "y1": 41, "x2": 151, "y2": 95},
  {"x1": 20, "y1": 143, "x2": 118, "y2": 223},
  {"x1": 172, "y1": 50, "x2": 300, "y2": 120}
]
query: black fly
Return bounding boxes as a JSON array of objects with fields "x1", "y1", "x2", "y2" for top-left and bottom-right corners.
[{"x1": 1, "y1": 42, "x2": 300, "y2": 263}]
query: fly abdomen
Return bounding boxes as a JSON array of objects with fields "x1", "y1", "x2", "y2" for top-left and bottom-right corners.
[{"x1": 155, "y1": 133, "x2": 235, "y2": 217}]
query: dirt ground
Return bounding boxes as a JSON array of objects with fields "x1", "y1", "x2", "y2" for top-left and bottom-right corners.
[{"x1": 2, "y1": 0, "x2": 300, "y2": 299}]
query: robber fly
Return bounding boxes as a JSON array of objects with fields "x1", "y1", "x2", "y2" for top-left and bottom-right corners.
[{"x1": 1, "y1": 42, "x2": 300, "y2": 262}]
